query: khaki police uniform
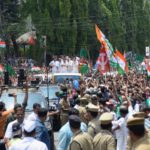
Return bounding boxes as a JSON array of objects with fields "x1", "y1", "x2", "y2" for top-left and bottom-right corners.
[
  {"x1": 93, "y1": 112, "x2": 116, "y2": 150},
  {"x1": 127, "y1": 117, "x2": 150, "y2": 150},
  {"x1": 69, "y1": 130, "x2": 94, "y2": 150},
  {"x1": 77, "y1": 97, "x2": 89, "y2": 124},
  {"x1": 59, "y1": 98, "x2": 70, "y2": 126},
  {"x1": 127, "y1": 134, "x2": 150, "y2": 150},
  {"x1": 86, "y1": 103, "x2": 100, "y2": 137}
]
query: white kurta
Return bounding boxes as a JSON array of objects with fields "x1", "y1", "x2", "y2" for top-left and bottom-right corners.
[
  {"x1": 49, "y1": 60, "x2": 57, "y2": 73},
  {"x1": 9, "y1": 137, "x2": 48, "y2": 150},
  {"x1": 60, "y1": 60, "x2": 67, "y2": 73},
  {"x1": 27, "y1": 112, "x2": 38, "y2": 121},
  {"x1": 72, "y1": 60, "x2": 79, "y2": 73},
  {"x1": 113, "y1": 117, "x2": 128, "y2": 150}
]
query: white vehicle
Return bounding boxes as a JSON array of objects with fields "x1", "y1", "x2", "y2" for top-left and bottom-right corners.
[{"x1": 52, "y1": 73, "x2": 82, "y2": 83}]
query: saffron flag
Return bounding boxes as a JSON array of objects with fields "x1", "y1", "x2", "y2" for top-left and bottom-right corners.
[
  {"x1": 0, "y1": 64, "x2": 4, "y2": 73},
  {"x1": 147, "y1": 67, "x2": 150, "y2": 76},
  {"x1": 97, "y1": 46, "x2": 110, "y2": 74},
  {"x1": 95, "y1": 25, "x2": 107, "y2": 45},
  {"x1": 0, "y1": 41, "x2": 6, "y2": 48}
]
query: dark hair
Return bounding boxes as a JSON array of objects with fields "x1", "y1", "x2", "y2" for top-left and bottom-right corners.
[
  {"x1": 101, "y1": 123, "x2": 112, "y2": 130},
  {"x1": 99, "y1": 98, "x2": 106, "y2": 105},
  {"x1": 143, "y1": 107, "x2": 150, "y2": 112},
  {"x1": 88, "y1": 111, "x2": 98, "y2": 118},
  {"x1": 75, "y1": 98, "x2": 80, "y2": 105},
  {"x1": 14, "y1": 104, "x2": 22, "y2": 113},
  {"x1": 69, "y1": 115, "x2": 81, "y2": 129},
  {"x1": 33, "y1": 103, "x2": 41, "y2": 109},
  {"x1": 120, "y1": 108, "x2": 128, "y2": 115},
  {"x1": 0, "y1": 101, "x2": 5, "y2": 111},
  {"x1": 38, "y1": 108, "x2": 48, "y2": 117},
  {"x1": 128, "y1": 125, "x2": 145, "y2": 137},
  {"x1": 68, "y1": 108, "x2": 79, "y2": 116}
]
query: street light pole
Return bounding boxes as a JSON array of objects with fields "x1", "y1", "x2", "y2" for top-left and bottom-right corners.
[{"x1": 42, "y1": 35, "x2": 49, "y2": 108}]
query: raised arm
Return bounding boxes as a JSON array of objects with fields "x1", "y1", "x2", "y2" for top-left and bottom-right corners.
[{"x1": 22, "y1": 78, "x2": 28, "y2": 109}]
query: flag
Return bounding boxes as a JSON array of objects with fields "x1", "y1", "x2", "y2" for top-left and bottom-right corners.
[
  {"x1": 80, "y1": 48, "x2": 88, "y2": 59},
  {"x1": 5, "y1": 65, "x2": 16, "y2": 76},
  {"x1": 0, "y1": 41, "x2": 6, "y2": 48},
  {"x1": 80, "y1": 64, "x2": 89, "y2": 75},
  {"x1": 95, "y1": 24, "x2": 106, "y2": 44},
  {"x1": 95, "y1": 25, "x2": 117, "y2": 68},
  {"x1": 16, "y1": 31, "x2": 36, "y2": 45},
  {"x1": 115, "y1": 50, "x2": 128, "y2": 74},
  {"x1": 97, "y1": 46, "x2": 110, "y2": 74},
  {"x1": 147, "y1": 67, "x2": 150, "y2": 76},
  {"x1": 31, "y1": 66, "x2": 41, "y2": 72},
  {"x1": 0, "y1": 64, "x2": 4, "y2": 73},
  {"x1": 79, "y1": 48, "x2": 89, "y2": 75}
]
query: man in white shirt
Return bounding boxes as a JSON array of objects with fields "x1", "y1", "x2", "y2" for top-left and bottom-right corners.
[
  {"x1": 49, "y1": 57, "x2": 59, "y2": 73},
  {"x1": 112, "y1": 105, "x2": 128, "y2": 150},
  {"x1": 27, "y1": 103, "x2": 41, "y2": 121},
  {"x1": 9, "y1": 120, "x2": 48, "y2": 150},
  {"x1": 5, "y1": 107, "x2": 25, "y2": 139}
]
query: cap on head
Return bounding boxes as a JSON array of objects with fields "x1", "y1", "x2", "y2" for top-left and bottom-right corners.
[
  {"x1": 133, "y1": 112, "x2": 145, "y2": 118},
  {"x1": 99, "y1": 112, "x2": 113, "y2": 125},
  {"x1": 127, "y1": 117, "x2": 144, "y2": 126},
  {"x1": 86, "y1": 103, "x2": 99, "y2": 112},
  {"x1": 23, "y1": 120, "x2": 36, "y2": 133}
]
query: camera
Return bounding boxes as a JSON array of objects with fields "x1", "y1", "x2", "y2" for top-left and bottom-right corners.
[{"x1": 8, "y1": 93, "x2": 14, "y2": 97}]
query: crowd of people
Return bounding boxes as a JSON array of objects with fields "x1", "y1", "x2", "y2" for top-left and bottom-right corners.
[
  {"x1": 49, "y1": 56, "x2": 81, "y2": 73},
  {"x1": 0, "y1": 64, "x2": 150, "y2": 150}
]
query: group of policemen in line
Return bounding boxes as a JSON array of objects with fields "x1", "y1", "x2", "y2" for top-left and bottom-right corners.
[
  {"x1": 1, "y1": 69, "x2": 150, "y2": 150},
  {"x1": 57, "y1": 71, "x2": 150, "y2": 150}
]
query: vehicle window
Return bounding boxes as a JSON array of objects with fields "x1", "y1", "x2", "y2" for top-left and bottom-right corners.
[
  {"x1": 54, "y1": 75, "x2": 80, "y2": 83},
  {"x1": 39, "y1": 86, "x2": 60, "y2": 100},
  {"x1": 0, "y1": 92, "x2": 47, "y2": 111}
]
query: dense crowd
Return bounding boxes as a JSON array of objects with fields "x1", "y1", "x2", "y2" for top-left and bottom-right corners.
[{"x1": 0, "y1": 67, "x2": 150, "y2": 150}]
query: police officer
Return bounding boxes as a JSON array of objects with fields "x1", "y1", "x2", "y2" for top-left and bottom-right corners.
[
  {"x1": 85, "y1": 103, "x2": 100, "y2": 137},
  {"x1": 68, "y1": 115, "x2": 93, "y2": 150},
  {"x1": 93, "y1": 112, "x2": 116, "y2": 150},
  {"x1": 127, "y1": 117, "x2": 150, "y2": 150},
  {"x1": 59, "y1": 91, "x2": 70, "y2": 126}
]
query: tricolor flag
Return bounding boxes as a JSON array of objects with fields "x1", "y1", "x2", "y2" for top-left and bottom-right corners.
[
  {"x1": 31, "y1": 66, "x2": 41, "y2": 72},
  {"x1": 0, "y1": 41, "x2": 6, "y2": 48},
  {"x1": 114, "y1": 50, "x2": 128, "y2": 74},
  {"x1": 147, "y1": 67, "x2": 150, "y2": 76},
  {"x1": 95, "y1": 25, "x2": 117, "y2": 68}
]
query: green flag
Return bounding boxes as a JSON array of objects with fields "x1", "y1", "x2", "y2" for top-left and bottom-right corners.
[
  {"x1": 80, "y1": 64, "x2": 89, "y2": 75},
  {"x1": 5, "y1": 65, "x2": 16, "y2": 76},
  {"x1": 80, "y1": 48, "x2": 88, "y2": 59}
]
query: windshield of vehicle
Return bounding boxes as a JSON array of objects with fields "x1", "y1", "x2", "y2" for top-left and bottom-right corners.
[
  {"x1": 0, "y1": 92, "x2": 47, "y2": 111},
  {"x1": 39, "y1": 86, "x2": 60, "y2": 100},
  {"x1": 54, "y1": 75, "x2": 80, "y2": 83}
]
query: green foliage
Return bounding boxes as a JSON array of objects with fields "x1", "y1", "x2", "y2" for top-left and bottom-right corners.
[{"x1": 2, "y1": 0, "x2": 150, "y2": 63}]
